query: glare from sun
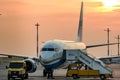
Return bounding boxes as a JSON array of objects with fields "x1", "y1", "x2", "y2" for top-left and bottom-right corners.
[
  {"x1": 97, "y1": 0, "x2": 120, "y2": 12},
  {"x1": 102, "y1": 0, "x2": 119, "y2": 8}
]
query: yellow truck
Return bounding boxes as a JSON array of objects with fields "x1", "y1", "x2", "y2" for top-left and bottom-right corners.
[
  {"x1": 6, "y1": 61, "x2": 28, "y2": 80},
  {"x1": 66, "y1": 63, "x2": 111, "y2": 80}
]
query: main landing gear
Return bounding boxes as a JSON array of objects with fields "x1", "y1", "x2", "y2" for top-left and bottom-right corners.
[{"x1": 43, "y1": 68, "x2": 55, "y2": 79}]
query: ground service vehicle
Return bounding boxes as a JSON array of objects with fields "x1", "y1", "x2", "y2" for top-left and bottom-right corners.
[
  {"x1": 66, "y1": 63, "x2": 111, "y2": 80},
  {"x1": 6, "y1": 61, "x2": 28, "y2": 80}
]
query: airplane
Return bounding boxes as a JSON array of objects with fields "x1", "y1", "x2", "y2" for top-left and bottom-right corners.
[{"x1": 0, "y1": 1, "x2": 119, "y2": 78}]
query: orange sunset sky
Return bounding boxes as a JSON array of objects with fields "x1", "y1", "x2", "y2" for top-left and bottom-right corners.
[{"x1": 0, "y1": 0, "x2": 120, "y2": 57}]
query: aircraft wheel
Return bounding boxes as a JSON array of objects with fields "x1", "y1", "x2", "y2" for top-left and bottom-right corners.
[{"x1": 43, "y1": 69, "x2": 47, "y2": 77}]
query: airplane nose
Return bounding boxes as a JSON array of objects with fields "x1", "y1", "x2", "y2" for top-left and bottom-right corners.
[{"x1": 41, "y1": 51, "x2": 54, "y2": 60}]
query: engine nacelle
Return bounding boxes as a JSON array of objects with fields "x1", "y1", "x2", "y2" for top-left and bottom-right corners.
[{"x1": 25, "y1": 59, "x2": 37, "y2": 73}]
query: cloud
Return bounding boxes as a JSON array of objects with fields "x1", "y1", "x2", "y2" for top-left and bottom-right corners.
[
  {"x1": 85, "y1": 2, "x2": 103, "y2": 7},
  {"x1": 0, "y1": 0, "x2": 27, "y2": 6}
]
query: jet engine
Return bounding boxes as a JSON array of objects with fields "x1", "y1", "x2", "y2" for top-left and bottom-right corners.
[{"x1": 25, "y1": 59, "x2": 37, "y2": 73}]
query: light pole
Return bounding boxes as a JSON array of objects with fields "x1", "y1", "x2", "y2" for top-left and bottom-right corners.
[
  {"x1": 115, "y1": 35, "x2": 120, "y2": 56},
  {"x1": 104, "y1": 28, "x2": 111, "y2": 56},
  {"x1": 35, "y1": 23, "x2": 40, "y2": 57}
]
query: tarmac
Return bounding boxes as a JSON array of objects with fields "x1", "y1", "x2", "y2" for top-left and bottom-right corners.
[
  {"x1": 0, "y1": 76, "x2": 120, "y2": 80},
  {"x1": 0, "y1": 57, "x2": 120, "y2": 80},
  {"x1": 1, "y1": 65, "x2": 120, "y2": 80}
]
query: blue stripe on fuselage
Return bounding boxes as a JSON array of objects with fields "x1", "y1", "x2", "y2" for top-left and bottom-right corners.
[{"x1": 42, "y1": 59, "x2": 65, "y2": 69}]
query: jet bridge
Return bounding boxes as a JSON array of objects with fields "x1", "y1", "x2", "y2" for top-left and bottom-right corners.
[{"x1": 64, "y1": 49, "x2": 112, "y2": 75}]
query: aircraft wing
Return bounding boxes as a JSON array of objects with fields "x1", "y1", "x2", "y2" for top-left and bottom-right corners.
[
  {"x1": 86, "y1": 43, "x2": 118, "y2": 48},
  {"x1": 99, "y1": 56, "x2": 120, "y2": 64},
  {"x1": 0, "y1": 53, "x2": 40, "y2": 62},
  {"x1": 99, "y1": 56, "x2": 120, "y2": 59},
  {"x1": 0, "y1": 53, "x2": 29, "y2": 59},
  {"x1": 86, "y1": 43, "x2": 120, "y2": 64}
]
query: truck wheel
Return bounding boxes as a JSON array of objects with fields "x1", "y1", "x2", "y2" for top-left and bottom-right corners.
[
  {"x1": 25, "y1": 73, "x2": 28, "y2": 79},
  {"x1": 21, "y1": 77, "x2": 24, "y2": 80},
  {"x1": 8, "y1": 76, "x2": 10, "y2": 80},
  {"x1": 100, "y1": 75, "x2": 106, "y2": 80},
  {"x1": 12, "y1": 78, "x2": 15, "y2": 80},
  {"x1": 72, "y1": 74, "x2": 78, "y2": 79}
]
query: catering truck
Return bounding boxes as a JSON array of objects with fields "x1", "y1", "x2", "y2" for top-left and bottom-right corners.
[{"x1": 6, "y1": 60, "x2": 28, "y2": 80}]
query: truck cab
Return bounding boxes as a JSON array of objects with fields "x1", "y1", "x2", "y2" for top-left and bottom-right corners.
[{"x1": 6, "y1": 61, "x2": 28, "y2": 80}]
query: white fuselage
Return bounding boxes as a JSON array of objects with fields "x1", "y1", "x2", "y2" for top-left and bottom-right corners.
[{"x1": 40, "y1": 40, "x2": 86, "y2": 69}]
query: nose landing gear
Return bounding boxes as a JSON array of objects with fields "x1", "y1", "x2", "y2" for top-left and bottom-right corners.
[{"x1": 43, "y1": 68, "x2": 55, "y2": 79}]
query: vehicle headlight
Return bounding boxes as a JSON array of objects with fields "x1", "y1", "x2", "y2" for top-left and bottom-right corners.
[{"x1": 19, "y1": 71, "x2": 22, "y2": 74}]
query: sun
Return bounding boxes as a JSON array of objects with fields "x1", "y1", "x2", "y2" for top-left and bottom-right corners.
[
  {"x1": 97, "y1": 0, "x2": 120, "y2": 12},
  {"x1": 101, "y1": 0, "x2": 119, "y2": 8}
]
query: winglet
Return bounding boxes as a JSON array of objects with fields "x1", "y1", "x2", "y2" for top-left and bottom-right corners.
[{"x1": 76, "y1": 2, "x2": 83, "y2": 42}]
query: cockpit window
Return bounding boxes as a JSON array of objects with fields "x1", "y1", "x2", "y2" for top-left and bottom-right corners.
[
  {"x1": 42, "y1": 48, "x2": 47, "y2": 51},
  {"x1": 42, "y1": 48, "x2": 55, "y2": 51}
]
